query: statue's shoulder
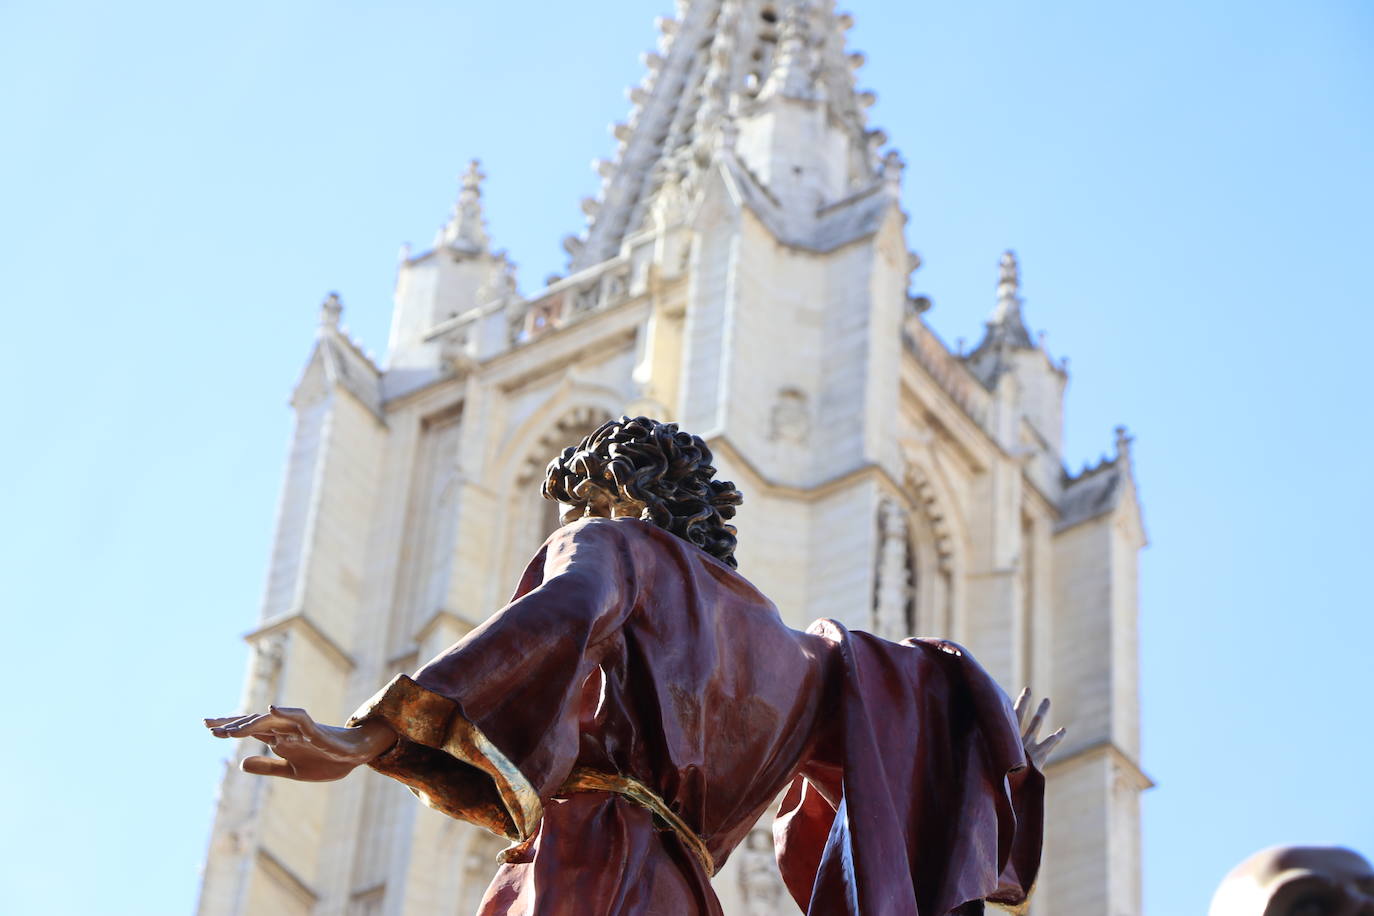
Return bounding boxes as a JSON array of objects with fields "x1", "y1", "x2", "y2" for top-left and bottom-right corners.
[{"x1": 548, "y1": 516, "x2": 660, "y2": 555}]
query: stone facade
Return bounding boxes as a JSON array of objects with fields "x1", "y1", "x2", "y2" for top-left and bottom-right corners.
[{"x1": 198, "y1": 2, "x2": 1147, "y2": 913}]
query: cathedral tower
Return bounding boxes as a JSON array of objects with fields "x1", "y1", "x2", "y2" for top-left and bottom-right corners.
[{"x1": 199, "y1": 2, "x2": 1147, "y2": 913}]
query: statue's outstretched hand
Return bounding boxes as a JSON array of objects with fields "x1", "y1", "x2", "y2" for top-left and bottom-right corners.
[
  {"x1": 1013, "y1": 688, "x2": 1066, "y2": 770},
  {"x1": 204, "y1": 706, "x2": 395, "y2": 782}
]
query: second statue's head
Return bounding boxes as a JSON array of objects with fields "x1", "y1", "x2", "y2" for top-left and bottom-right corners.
[{"x1": 541, "y1": 416, "x2": 744, "y2": 568}]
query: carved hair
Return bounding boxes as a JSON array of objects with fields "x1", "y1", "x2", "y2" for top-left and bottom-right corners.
[{"x1": 542, "y1": 416, "x2": 744, "y2": 567}]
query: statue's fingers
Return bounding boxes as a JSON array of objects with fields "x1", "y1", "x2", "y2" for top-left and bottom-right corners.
[
  {"x1": 205, "y1": 715, "x2": 251, "y2": 729},
  {"x1": 1036, "y1": 728, "x2": 1067, "y2": 765},
  {"x1": 1024, "y1": 697, "x2": 1050, "y2": 740},
  {"x1": 1013, "y1": 688, "x2": 1031, "y2": 726},
  {"x1": 219, "y1": 713, "x2": 295, "y2": 740},
  {"x1": 212, "y1": 713, "x2": 269, "y2": 737},
  {"x1": 208, "y1": 714, "x2": 262, "y2": 734},
  {"x1": 241, "y1": 755, "x2": 297, "y2": 778},
  {"x1": 229, "y1": 712, "x2": 307, "y2": 739}
]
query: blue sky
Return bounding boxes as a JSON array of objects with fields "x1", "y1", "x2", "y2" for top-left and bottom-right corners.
[{"x1": 1, "y1": 1, "x2": 1370, "y2": 913}]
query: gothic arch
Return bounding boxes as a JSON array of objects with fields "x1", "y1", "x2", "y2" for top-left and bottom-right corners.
[
  {"x1": 509, "y1": 402, "x2": 615, "y2": 490},
  {"x1": 899, "y1": 453, "x2": 970, "y2": 641},
  {"x1": 488, "y1": 382, "x2": 622, "y2": 603}
]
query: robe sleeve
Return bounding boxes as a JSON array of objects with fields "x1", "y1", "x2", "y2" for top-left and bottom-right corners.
[
  {"x1": 774, "y1": 622, "x2": 1045, "y2": 916},
  {"x1": 346, "y1": 517, "x2": 636, "y2": 840}
]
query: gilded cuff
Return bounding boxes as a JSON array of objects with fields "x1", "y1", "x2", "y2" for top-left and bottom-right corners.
[{"x1": 349, "y1": 674, "x2": 543, "y2": 841}]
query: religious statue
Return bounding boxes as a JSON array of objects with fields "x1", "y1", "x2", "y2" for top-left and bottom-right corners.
[
  {"x1": 1210, "y1": 846, "x2": 1374, "y2": 916},
  {"x1": 206, "y1": 416, "x2": 1063, "y2": 915}
]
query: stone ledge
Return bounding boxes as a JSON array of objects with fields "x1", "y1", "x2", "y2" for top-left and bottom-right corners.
[{"x1": 245, "y1": 611, "x2": 355, "y2": 673}]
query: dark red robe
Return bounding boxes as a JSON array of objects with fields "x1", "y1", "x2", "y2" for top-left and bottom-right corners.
[{"x1": 349, "y1": 516, "x2": 1042, "y2": 915}]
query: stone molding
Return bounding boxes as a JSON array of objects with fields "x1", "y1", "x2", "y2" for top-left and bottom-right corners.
[
  {"x1": 245, "y1": 611, "x2": 354, "y2": 673},
  {"x1": 1043, "y1": 738, "x2": 1154, "y2": 792},
  {"x1": 254, "y1": 847, "x2": 318, "y2": 909}
]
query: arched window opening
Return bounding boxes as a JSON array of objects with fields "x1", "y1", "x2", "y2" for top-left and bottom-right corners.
[{"x1": 504, "y1": 409, "x2": 613, "y2": 588}]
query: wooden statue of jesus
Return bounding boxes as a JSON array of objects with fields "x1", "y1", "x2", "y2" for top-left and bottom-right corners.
[{"x1": 206, "y1": 416, "x2": 1061, "y2": 915}]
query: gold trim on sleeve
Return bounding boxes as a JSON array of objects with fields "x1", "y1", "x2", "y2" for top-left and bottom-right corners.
[
  {"x1": 440, "y1": 711, "x2": 543, "y2": 841},
  {"x1": 349, "y1": 674, "x2": 544, "y2": 840}
]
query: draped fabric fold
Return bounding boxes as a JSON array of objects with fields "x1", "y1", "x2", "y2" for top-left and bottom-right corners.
[
  {"x1": 347, "y1": 515, "x2": 638, "y2": 844},
  {"x1": 775, "y1": 621, "x2": 1044, "y2": 916}
]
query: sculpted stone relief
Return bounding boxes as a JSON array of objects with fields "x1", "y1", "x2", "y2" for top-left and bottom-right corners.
[
  {"x1": 247, "y1": 630, "x2": 287, "y2": 713},
  {"x1": 768, "y1": 387, "x2": 810, "y2": 445},
  {"x1": 873, "y1": 498, "x2": 915, "y2": 641}
]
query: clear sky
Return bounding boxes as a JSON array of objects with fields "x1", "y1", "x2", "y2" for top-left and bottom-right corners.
[{"x1": 1, "y1": 1, "x2": 1370, "y2": 913}]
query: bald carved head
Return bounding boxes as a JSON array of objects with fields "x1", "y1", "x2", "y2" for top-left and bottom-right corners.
[{"x1": 1209, "y1": 846, "x2": 1374, "y2": 916}]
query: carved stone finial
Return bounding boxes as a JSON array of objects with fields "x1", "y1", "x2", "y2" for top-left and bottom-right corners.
[
  {"x1": 979, "y1": 249, "x2": 1034, "y2": 350},
  {"x1": 461, "y1": 158, "x2": 483, "y2": 192},
  {"x1": 882, "y1": 149, "x2": 904, "y2": 190},
  {"x1": 758, "y1": 1, "x2": 820, "y2": 102},
  {"x1": 1115, "y1": 425, "x2": 1133, "y2": 463},
  {"x1": 436, "y1": 159, "x2": 491, "y2": 254},
  {"x1": 319, "y1": 292, "x2": 343, "y2": 329},
  {"x1": 998, "y1": 250, "x2": 1019, "y2": 300}
]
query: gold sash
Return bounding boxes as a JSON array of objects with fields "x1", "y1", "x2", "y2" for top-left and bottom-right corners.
[{"x1": 559, "y1": 767, "x2": 716, "y2": 877}]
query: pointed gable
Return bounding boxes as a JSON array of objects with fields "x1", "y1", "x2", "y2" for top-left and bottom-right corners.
[{"x1": 291, "y1": 294, "x2": 384, "y2": 420}]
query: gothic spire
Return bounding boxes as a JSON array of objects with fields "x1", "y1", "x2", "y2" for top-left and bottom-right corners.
[
  {"x1": 983, "y1": 250, "x2": 1035, "y2": 349},
  {"x1": 435, "y1": 159, "x2": 491, "y2": 255},
  {"x1": 568, "y1": 0, "x2": 884, "y2": 271},
  {"x1": 962, "y1": 250, "x2": 1044, "y2": 390}
]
